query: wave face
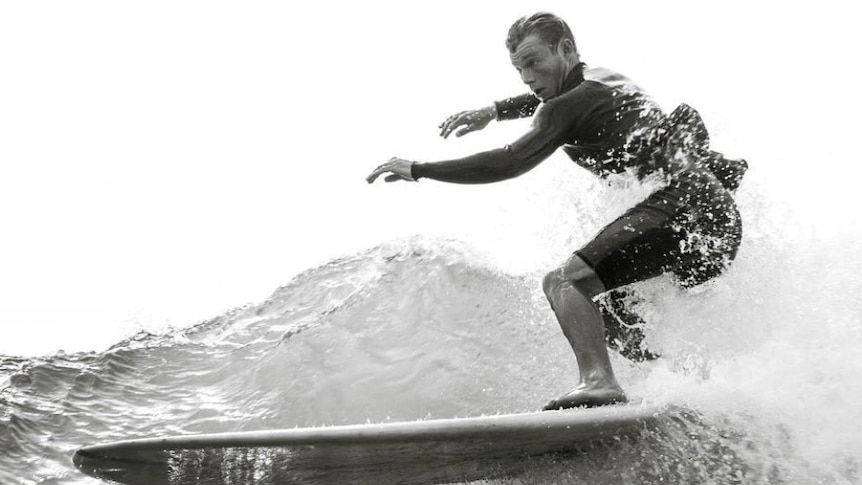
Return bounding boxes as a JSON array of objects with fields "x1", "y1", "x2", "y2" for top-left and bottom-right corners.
[{"x1": 3, "y1": 211, "x2": 862, "y2": 484}]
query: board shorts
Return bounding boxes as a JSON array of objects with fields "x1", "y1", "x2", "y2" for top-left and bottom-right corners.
[
  {"x1": 576, "y1": 168, "x2": 742, "y2": 290},
  {"x1": 575, "y1": 102, "x2": 745, "y2": 291}
]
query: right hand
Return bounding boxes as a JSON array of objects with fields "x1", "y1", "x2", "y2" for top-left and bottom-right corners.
[
  {"x1": 366, "y1": 157, "x2": 415, "y2": 184},
  {"x1": 439, "y1": 106, "x2": 496, "y2": 139}
]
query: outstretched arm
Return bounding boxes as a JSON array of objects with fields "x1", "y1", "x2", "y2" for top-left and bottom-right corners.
[
  {"x1": 368, "y1": 103, "x2": 564, "y2": 185},
  {"x1": 438, "y1": 93, "x2": 540, "y2": 139}
]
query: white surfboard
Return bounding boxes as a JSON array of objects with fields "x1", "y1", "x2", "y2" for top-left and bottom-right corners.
[{"x1": 73, "y1": 403, "x2": 668, "y2": 484}]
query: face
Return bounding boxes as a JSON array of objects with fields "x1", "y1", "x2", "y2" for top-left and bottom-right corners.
[{"x1": 509, "y1": 33, "x2": 572, "y2": 101}]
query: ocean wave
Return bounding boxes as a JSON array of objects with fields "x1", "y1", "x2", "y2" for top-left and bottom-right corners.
[{"x1": 1, "y1": 235, "x2": 859, "y2": 483}]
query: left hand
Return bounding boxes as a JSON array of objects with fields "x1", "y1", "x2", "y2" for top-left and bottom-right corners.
[
  {"x1": 366, "y1": 157, "x2": 416, "y2": 184},
  {"x1": 438, "y1": 106, "x2": 496, "y2": 139}
]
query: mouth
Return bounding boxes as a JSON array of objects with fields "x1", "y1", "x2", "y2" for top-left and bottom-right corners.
[{"x1": 533, "y1": 88, "x2": 546, "y2": 98}]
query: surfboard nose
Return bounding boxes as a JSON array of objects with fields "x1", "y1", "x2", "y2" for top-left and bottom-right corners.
[
  {"x1": 73, "y1": 447, "x2": 169, "y2": 485},
  {"x1": 72, "y1": 449, "x2": 101, "y2": 477}
]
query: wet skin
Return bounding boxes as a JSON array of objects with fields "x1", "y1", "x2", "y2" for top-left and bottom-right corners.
[
  {"x1": 541, "y1": 251, "x2": 627, "y2": 410},
  {"x1": 509, "y1": 33, "x2": 575, "y2": 102},
  {"x1": 543, "y1": 384, "x2": 628, "y2": 410}
]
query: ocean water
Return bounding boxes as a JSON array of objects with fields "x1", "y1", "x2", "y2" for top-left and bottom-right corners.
[
  {"x1": 2, "y1": 157, "x2": 861, "y2": 483},
  {"x1": 3, "y1": 2, "x2": 861, "y2": 483}
]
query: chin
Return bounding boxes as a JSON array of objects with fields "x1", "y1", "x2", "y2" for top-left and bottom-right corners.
[{"x1": 535, "y1": 90, "x2": 555, "y2": 101}]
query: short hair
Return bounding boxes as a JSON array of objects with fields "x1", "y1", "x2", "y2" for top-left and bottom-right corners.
[{"x1": 505, "y1": 12, "x2": 576, "y2": 54}]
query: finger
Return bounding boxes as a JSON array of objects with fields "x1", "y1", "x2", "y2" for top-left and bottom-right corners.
[
  {"x1": 439, "y1": 118, "x2": 456, "y2": 137},
  {"x1": 438, "y1": 115, "x2": 454, "y2": 134},
  {"x1": 441, "y1": 113, "x2": 469, "y2": 138},
  {"x1": 368, "y1": 157, "x2": 403, "y2": 183},
  {"x1": 384, "y1": 174, "x2": 407, "y2": 183},
  {"x1": 366, "y1": 165, "x2": 389, "y2": 184},
  {"x1": 454, "y1": 125, "x2": 474, "y2": 138},
  {"x1": 439, "y1": 112, "x2": 463, "y2": 130},
  {"x1": 442, "y1": 117, "x2": 466, "y2": 139},
  {"x1": 438, "y1": 115, "x2": 453, "y2": 129}
]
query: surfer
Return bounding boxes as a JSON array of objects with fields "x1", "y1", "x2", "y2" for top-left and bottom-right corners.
[{"x1": 367, "y1": 12, "x2": 745, "y2": 410}]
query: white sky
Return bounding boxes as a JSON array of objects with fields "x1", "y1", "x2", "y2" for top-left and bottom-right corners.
[{"x1": 1, "y1": 1, "x2": 859, "y2": 356}]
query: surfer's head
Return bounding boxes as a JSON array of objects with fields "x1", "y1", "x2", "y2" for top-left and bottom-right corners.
[
  {"x1": 505, "y1": 12, "x2": 576, "y2": 54},
  {"x1": 506, "y1": 12, "x2": 580, "y2": 101}
]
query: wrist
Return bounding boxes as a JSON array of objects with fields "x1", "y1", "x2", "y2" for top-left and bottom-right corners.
[{"x1": 488, "y1": 104, "x2": 500, "y2": 122}]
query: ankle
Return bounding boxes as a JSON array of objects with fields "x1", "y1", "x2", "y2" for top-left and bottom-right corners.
[{"x1": 580, "y1": 371, "x2": 621, "y2": 389}]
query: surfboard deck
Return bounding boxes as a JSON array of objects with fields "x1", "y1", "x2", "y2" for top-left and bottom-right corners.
[{"x1": 73, "y1": 402, "x2": 668, "y2": 484}]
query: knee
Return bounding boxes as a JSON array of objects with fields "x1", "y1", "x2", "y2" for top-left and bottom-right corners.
[
  {"x1": 543, "y1": 256, "x2": 606, "y2": 300},
  {"x1": 542, "y1": 268, "x2": 568, "y2": 299}
]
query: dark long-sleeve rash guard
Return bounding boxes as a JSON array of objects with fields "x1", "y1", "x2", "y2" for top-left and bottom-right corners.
[{"x1": 412, "y1": 63, "x2": 665, "y2": 184}]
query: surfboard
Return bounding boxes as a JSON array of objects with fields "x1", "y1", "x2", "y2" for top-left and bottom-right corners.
[{"x1": 73, "y1": 402, "x2": 668, "y2": 485}]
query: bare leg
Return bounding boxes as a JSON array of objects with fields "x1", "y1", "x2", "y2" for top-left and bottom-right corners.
[{"x1": 542, "y1": 254, "x2": 626, "y2": 410}]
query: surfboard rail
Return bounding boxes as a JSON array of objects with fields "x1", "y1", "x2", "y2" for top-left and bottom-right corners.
[{"x1": 74, "y1": 402, "x2": 669, "y2": 485}]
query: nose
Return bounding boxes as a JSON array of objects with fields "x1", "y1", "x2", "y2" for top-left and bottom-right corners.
[{"x1": 519, "y1": 68, "x2": 535, "y2": 86}]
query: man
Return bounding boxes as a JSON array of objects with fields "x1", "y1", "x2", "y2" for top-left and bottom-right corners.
[{"x1": 367, "y1": 12, "x2": 745, "y2": 410}]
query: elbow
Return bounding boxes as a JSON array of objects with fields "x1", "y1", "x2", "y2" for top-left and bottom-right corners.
[
  {"x1": 473, "y1": 155, "x2": 538, "y2": 184},
  {"x1": 497, "y1": 163, "x2": 534, "y2": 181},
  {"x1": 498, "y1": 146, "x2": 547, "y2": 180}
]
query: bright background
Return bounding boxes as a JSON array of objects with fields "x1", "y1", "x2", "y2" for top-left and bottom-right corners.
[{"x1": 1, "y1": 1, "x2": 859, "y2": 356}]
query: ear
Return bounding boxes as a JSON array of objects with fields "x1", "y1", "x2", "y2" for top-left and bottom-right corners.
[{"x1": 558, "y1": 38, "x2": 576, "y2": 56}]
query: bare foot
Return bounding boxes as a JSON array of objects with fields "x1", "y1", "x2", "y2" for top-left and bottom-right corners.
[{"x1": 542, "y1": 383, "x2": 627, "y2": 410}]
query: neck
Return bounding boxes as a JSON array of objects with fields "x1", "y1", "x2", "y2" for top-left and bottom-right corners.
[
  {"x1": 565, "y1": 55, "x2": 582, "y2": 75},
  {"x1": 561, "y1": 61, "x2": 586, "y2": 91}
]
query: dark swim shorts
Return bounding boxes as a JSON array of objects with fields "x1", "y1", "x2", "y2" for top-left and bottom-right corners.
[{"x1": 576, "y1": 169, "x2": 742, "y2": 290}]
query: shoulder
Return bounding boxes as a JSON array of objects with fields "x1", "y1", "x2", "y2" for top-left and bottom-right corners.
[
  {"x1": 530, "y1": 94, "x2": 593, "y2": 139},
  {"x1": 533, "y1": 97, "x2": 575, "y2": 130},
  {"x1": 537, "y1": 78, "x2": 613, "y2": 121},
  {"x1": 582, "y1": 66, "x2": 648, "y2": 94},
  {"x1": 546, "y1": 67, "x2": 638, "y2": 112},
  {"x1": 532, "y1": 67, "x2": 651, "y2": 128}
]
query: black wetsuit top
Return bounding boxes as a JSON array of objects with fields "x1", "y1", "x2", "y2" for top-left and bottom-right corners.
[
  {"x1": 414, "y1": 63, "x2": 665, "y2": 183},
  {"x1": 494, "y1": 63, "x2": 664, "y2": 177},
  {"x1": 414, "y1": 63, "x2": 745, "y2": 192},
  {"x1": 415, "y1": 63, "x2": 746, "y2": 291}
]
